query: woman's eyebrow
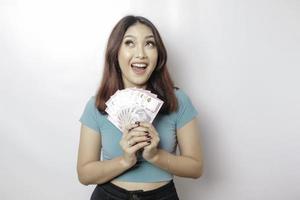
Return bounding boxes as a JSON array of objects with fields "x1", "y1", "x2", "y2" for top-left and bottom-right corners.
[
  {"x1": 124, "y1": 35, "x2": 135, "y2": 39},
  {"x1": 145, "y1": 35, "x2": 154, "y2": 39},
  {"x1": 124, "y1": 35, "x2": 154, "y2": 39}
]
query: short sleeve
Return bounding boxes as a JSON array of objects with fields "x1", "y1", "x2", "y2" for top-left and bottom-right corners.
[
  {"x1": 79, "y1": 96, "x2": 100, "y2": 134},
  {"x1": 176, "y1": 90, "x2": 199, "y2": 129}
]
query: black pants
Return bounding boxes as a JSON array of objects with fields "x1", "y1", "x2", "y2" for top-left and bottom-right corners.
[{"x1": 90, "y1": 180, "x2": 180, "y2": 200}]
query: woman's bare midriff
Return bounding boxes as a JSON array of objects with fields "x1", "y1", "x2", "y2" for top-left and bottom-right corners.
[{"x1": 110, "y1": 179, "x2": 170, "y2": 191}]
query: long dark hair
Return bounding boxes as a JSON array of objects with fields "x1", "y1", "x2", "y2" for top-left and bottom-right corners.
[{"x1": 95, "y1": 15, "x2": 178, "y2": 115}]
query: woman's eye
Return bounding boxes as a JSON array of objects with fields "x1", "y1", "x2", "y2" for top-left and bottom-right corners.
[
  {"x1": 146, "y1": 41, "x2": 156, "y2": 47},
  {"x1": 124, "y1": 40, "x2": 134, "y2": 47}
]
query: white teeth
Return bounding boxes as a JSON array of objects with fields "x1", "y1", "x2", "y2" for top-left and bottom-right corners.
[{"x1": 131, "y1": 63, "x2": 147, "y2": 68}]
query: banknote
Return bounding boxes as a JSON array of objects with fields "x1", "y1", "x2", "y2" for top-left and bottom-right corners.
[{"x1": 105, "y1": 87, "x2": 164, "y2": 132}]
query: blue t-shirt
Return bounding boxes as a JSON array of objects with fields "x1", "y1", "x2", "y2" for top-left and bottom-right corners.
[{"x1": 79, "y1": 88, "x2": 198, "y2": 182}]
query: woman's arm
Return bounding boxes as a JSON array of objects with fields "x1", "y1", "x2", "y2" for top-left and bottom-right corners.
[
  {"x1": 148, "y1": 118, "x2": 203, "y2": 178},
  {"x1": 76, "y1": 124, "x2": 131, "y2": 185}
]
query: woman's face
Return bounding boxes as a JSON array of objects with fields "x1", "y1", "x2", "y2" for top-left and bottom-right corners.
[{"x1": 118, "y1": 22, "x2": 158, "y2": 89}]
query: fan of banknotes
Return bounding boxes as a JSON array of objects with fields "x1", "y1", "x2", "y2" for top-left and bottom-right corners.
[{"x1": 105, "y1": 87, "x2": 164, "y2": 132}]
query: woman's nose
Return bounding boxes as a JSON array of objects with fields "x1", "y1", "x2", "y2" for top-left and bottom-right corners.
[{"x1": 135, "y1": 45, "x2": 146, "y2": 59}]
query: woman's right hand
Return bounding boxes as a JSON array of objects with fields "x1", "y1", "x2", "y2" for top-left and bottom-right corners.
[{"x1": 119, "y1": 122, "x2": 151, "y2": 168}]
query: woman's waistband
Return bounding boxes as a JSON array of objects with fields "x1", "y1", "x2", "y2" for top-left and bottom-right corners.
[{"x1": 98, "y1": 179, "x2": 176, "y2": 198}]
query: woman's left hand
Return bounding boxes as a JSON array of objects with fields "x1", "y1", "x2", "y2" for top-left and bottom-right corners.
[{"x1": 132, "y1": 121, "x2": 160, "y2": 162}]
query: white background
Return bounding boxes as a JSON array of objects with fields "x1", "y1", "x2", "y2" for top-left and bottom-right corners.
[{"x1": 0, "y1": 0, "x2": 299, "y2": 199}]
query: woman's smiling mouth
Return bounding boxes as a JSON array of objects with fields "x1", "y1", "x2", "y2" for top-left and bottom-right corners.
[{"x1": 131, "y1": 63, "x2": 148, "y2": 75}]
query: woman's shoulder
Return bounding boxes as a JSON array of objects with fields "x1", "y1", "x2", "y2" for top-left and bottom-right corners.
[
  {"x1": 171, "y1": 87, "x2": 199, "y2": 127},
  {"x1": 86, "y1": 95, "x2": 106, "y2": 116},
  {"x1": 173, "y1": 87, "x2": 190, "y2": 101},
  {"x1": 84, "y1": 95, "x2": 96, "y2": 108},
  {"x1": 90, "y1": 95, "x2": 96, "y2": 102}
]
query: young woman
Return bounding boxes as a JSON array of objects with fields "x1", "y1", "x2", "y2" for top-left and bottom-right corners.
[{"x1": 77, "y1": 15, "x2": 203, "y2": 200}]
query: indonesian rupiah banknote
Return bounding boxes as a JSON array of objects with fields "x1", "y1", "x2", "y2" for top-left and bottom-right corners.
[{"x1": 105, "y1": 87, "x2": 164, "y2": 132}]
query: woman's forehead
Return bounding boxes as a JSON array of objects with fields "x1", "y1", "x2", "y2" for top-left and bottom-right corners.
[{"x1": 124, "y1": 23, "x2": 154, "y2": 38}]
